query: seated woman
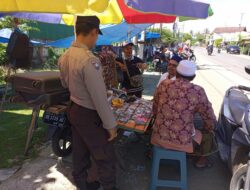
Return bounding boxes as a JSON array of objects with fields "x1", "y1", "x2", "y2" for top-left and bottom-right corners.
[{"x1": 151, "y1": 60, "x2": 217, "y2": 168}]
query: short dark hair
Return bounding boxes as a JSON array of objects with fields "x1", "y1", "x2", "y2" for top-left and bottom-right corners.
[
  {"x1": 75, "y1": 23, "x2": 97, "y2": 36},
  {"x1": 176, "y1": 72, "x2": 196, "y2": 81}
]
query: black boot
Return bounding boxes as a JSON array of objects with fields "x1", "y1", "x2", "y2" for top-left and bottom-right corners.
[{"x1": 86, "y1": 181, "x2": 101, "y2": 190}]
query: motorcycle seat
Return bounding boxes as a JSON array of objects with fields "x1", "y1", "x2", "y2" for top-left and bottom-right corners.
[{"x1": 228, "y1": 89, "x2": 250, "y2": 125}]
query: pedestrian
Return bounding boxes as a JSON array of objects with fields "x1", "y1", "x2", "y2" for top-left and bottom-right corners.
[
  {"x1": 152, "y1": 60, "x2": 217, "y2": 168},
  {"x1": 58, "y1": 16, "x2": 118, "y2": 190},
  {"x1": 116, "y1": 42, "x2": 147, "y2": 98},
  {"x1": 157, "y1": 54, "x2": 182, "y2": 87}
]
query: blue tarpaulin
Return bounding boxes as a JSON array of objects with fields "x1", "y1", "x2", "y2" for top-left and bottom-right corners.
[
  {"x1": 138, "y1": 32, "x2": 160, "y2": 40},
  {"x1": 0, "y1": 22, "x2": 151, "y2": 48},
  {"x1": 46, "y1": 22, "x2": 151, "y2": 48}
]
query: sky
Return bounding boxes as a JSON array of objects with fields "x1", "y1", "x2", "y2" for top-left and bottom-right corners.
[{"x1": 164, "y1": 0, "x2": 250, "y2": 33}]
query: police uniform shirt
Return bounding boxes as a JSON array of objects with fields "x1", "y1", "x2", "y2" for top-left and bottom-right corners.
[{"x1": 58, "y1": 41, "x2": 116, "y2": 130}]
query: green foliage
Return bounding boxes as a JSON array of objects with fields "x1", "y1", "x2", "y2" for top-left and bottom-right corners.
[
  {"x1": 182, "y1": 33, "x2": 192, "y2": 42},
  {"x1": 229, "y1": 41, "x2": 238, "y2": 45},
  {"x1": 0, "y1": 43, "x2": 8, "y2": 66},
  {"x1": 0, "y1": 66, "x2": 6, "y2": 85},
  {"x1": 241, "y1": 46, "x2": 250, "y2": 55},
  {"x1": 43, "y1": 47, "x2": 61, "y2": 70},
  {"x1": 0, "y1": 16, "x2": 38, "y2": 32},
  {"x1": 150, "y1": 28, "x2": 178, "y2": 44},
  {"x1": 215, "y1": 39, "x2": 223, "y2": 48},
  {"x1": 195, "y1": 33, "x2": 206, "y2": 44},
  {"x1": 0, "y1": 104, "x2": 47, "y2": 168}
]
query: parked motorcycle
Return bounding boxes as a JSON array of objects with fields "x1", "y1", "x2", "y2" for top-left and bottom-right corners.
[
  {"x1": 216, "y1": 66, "x2": 250, "y2": 190},
  {"x1": 43, "y1": 105, "x2": 72, "y2": 157},
  {"x1": 43, "y1": 89, "x2": 128, "y2": 157}
]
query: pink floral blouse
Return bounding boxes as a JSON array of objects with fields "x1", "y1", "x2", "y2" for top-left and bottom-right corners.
[{"x1": 151, "y1": 78, "x2": 216, "y2": 153}]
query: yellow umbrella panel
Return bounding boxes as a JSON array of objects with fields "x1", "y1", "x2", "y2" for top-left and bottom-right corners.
[
  {"x1": 1, "y1": 0, "x2": 109, "y2": 14},
  {"x1": 62, "y1": 0, "x2": 123, "y2": 25}
]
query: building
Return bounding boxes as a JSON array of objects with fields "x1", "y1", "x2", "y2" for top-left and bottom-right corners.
[{"x1": 211, "y1": 27, "x2": 248, "y2": 42}]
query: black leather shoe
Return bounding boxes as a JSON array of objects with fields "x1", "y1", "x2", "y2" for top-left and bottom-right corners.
[{"x1": 86, "y1": 181, "x2": 101, "y2": 190}]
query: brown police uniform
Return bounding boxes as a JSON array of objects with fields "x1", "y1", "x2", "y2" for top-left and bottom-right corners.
[{"x1": 58, "y1": 41, "x2": 117, "y2": 190}]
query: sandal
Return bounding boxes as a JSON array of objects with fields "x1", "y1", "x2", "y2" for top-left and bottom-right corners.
[{"x1": 194, "y1": 158, "x2": 214, "y2": 169}]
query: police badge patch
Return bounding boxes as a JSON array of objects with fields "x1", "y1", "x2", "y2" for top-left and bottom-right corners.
[
  {"x1": 94, "y1": 62, "x2": 100, "y2": 70},
  {"x1": 91, "y1": 60, "x2": 100, "y2": 70}
]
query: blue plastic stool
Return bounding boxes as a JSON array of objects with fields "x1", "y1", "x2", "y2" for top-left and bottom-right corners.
[{"x1": 150, "y1": 146, "x2": 188, "y2": 190}]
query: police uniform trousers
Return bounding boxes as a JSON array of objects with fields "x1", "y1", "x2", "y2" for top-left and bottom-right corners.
[{"x1": 68, "y1": 102, "x2": 116, "y2": 190}]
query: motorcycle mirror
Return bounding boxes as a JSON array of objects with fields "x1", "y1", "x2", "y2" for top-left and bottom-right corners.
[{"x1": 245, "y1": 66, "x2": 250, "y2": 75}]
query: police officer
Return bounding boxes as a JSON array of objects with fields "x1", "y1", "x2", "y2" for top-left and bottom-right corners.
[{"x1": 58, "y1": 16, "x2": 118, "y2": 190}]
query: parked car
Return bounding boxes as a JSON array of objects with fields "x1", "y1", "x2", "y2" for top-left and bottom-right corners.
[{"x1": 227, "y1": 45, "x2": 240, "y2": 54}]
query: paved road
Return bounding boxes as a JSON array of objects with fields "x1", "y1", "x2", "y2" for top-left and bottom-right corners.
[{"x1": 193, "y1": 47, "x2": 250, "y2": 116}]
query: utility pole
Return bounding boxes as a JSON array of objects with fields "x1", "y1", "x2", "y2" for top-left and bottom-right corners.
[
  {"x1": 239, "y1": 13, "x2": 245, "y2": 42},
  {"x1": 239, "y1": 13, "x2": 245, "y2": 28}
]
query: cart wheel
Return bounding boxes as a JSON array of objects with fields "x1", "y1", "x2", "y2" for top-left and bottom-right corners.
[{"x1": 52, "y1": 126, "x2": 72, "y2": 157}]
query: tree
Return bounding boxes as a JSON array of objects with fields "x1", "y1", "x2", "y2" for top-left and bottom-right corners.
[
  {"x1": 214, "y1": 39, "x2": 223, "y2": 47},
  {"x1": 0, "y1": 16, "x2": 38, "y2": 32},
  {"x1": 0, "y1": 17, "x2": 38, "y2": 84},
  {"x1": 0, "y1": 16, "x2": 38, "y2": 65},
  {"x1": 182, "y1": 33, "x2": 192, "y2": 42},
  {"x1": 204, "y1": 28, "x2": 210, "y2": 35},
  {"x1": 195, "y1": 32, "x2": 206, "y2": 44},
  {"x1": 150, "y1": 28, "x2": 178, "y2": 44}
]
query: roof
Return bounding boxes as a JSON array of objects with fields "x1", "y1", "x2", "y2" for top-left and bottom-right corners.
[{"x1": 213, "y1": 27, "x2": 247, "y2": 34}]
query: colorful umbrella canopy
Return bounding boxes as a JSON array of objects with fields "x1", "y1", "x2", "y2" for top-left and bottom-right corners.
[
  {"x1": 0, "y1": 0, "x2": 213, "y2": 25},
  {"x1": 119, "y1": 0, "x2": 213, "y2": 20},
  {"x1": 0, "y1": 0, "x2": 110, "y2": 14}
]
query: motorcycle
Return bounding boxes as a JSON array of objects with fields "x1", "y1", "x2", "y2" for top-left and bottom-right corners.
[
  {"x1": 218, "y1": 48, "x2": 221, "y2": 54},
  {"x1": 216, "y1": 66, "x2": 250, "y2": 190},
  {"x1": 207, "y1": 45, "x2": 213, "y2": 55},
  {"x1": 42, "y1": 89, "x2": 128, "y2": 157},
  {"x1": 179, "y1": 49, "x2": 196, "y2": 62},
  {"x1": 43, "y1": 105, "x2": 72, "y2": 157}
]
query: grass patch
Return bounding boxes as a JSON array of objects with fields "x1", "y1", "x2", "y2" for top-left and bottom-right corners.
[{"x1": 0, "y1": 103, "x2": 48, "y2": 168}]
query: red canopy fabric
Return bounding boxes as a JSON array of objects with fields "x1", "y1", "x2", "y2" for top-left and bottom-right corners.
[{"x1": 117, "y1": 0, "x2": 177, "y2": 24}]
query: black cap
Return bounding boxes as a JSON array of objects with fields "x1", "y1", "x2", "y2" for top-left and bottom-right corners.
[
  {"x1": 76, "y1": 16, "x2": 102, "y2": 35},
  {"x1": 122, "y1": 42, "x2": 134, "y2": 47}
]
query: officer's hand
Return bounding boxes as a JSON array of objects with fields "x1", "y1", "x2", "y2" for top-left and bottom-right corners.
[{"x1": 108, "y1": 128, "x2": 118, "y2": 141}]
